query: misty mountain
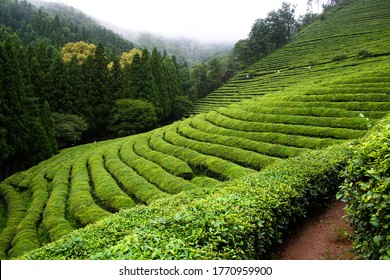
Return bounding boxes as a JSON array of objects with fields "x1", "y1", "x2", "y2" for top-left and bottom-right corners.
[
  {"x1": 115, "y1": 29, "x2": 232, "y2": 66},
  {"x1": 29, "y1": 0, "x2": 232, "y2": 65}
]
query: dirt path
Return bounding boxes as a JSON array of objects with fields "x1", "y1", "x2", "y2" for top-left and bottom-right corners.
[{"x1": 278, "y1": 200, "x2": 355, "y2": 260}]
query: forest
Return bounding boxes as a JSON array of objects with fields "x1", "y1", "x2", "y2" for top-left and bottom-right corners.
[{"x1": 0, "y1": 0, "x2": 323, "y2": 177}]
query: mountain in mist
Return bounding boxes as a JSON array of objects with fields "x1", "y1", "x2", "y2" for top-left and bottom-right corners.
[{"x1": 29, "y1": 0, "x2": 232, "y2": 65}]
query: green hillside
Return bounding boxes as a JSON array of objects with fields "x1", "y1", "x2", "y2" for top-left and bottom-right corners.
[
  {"x1": 0, "y1": 0, "x2": 389, "y2": 259},
  {"x1": 190, "y1": 0, "x2": 390, "y2": 113}
]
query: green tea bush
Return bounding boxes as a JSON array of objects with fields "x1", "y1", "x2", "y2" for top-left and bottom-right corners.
[
  {"x1": 22, "y1": 144, "x2": 351, "y2": 260},
  {"x1": 68, "y1": 158, "x2": 111, "y2": 226},
  {"x1": 206, "y1": 111, "x2": 365, "y2": 140},
  {"x1": 120, "y1": 140, "x2": 197, "y2": 194},
  {"x1": 88, "y1": 153, "x2": 135, "y2": 212},
  {"x1": 217, "y1": 107, "x2": 368, "y2": 130},
  {"x1": 168, "y1": 123, "x2": 278, "y2": 170},
  {"x1": 42, "y1": 165, "x2": 74, "y2": 241},
  {"x1": 9, "y1": 172, "x2": 48, "y2": 258},
  {"x1": 0, "y1": 184, "x2": 26, "y2": 259},
  {"x1": 133, "y1": 134, "x2": 194, "y2": 179},
  {"x1": 192, "y1": 115, "x2": 343, "y2": 149},
  {"x1": 104, "y1": 147, "x2": 169, "y2": 204},
  {"x1": 338, "y1": 115, "x2": 390, "y2": 259},
  {"x1": 180, "y1": 119, "x2": 308, "y2": 158},
  {"x1": 150, "y1": 129, "x2": 257, "y2": 180}
]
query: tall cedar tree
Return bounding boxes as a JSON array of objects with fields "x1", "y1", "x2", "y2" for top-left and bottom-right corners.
[
  {"x1": 129, "y1": 50, "x2": 160, "y2": 117},
  {"x1": 0, "y1": 30, "x2": 56, "y2": 171},
  {"x1": 151, "y1": 48, "x2": 171, "y2": 119},
  {"x1": 88, "y1": 43, "x2": 113, "y2": 136},
  {"x1": 109, "y1": 58, "x2": 124, "y2": 100}
]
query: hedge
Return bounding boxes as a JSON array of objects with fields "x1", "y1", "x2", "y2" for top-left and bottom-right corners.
[
  {"x1": 42, "y1": 164, "x2": 74, "y2": 242},
  {"x1": 338, "y1": 114, "x2": 390, "y2": 260},
  {"x1": 68, "y1": 156, "x2": 111, "y2": 226},
  {"x1": 217, "y1": 106, "x2": 369, "y2": 130},
  {"x1": 9, "y1": 172, "x2": 48, "y2": 258},
  {"x1": 192, "y1": 114, "x2": 343, "y2": 149},
  {"x1": 88, "y1": 152, "x2": 136, "y2": 212},
  {"x1": 133, "y1": 134, "x2": 194, "y2": 179},
  {"x1": 150, "y1": 129, "x2": 257, "y2": 181},
  {"x1": 184, "y1": 117, "x2": 309, "y2": 158},
  {"x1": 21, "y1": 143, "x2": 351, "y2": 260},
  {"x1": 206, "y1": 111, "x2": 366, "y2": 140},
  {"x1": 104, "y1": 146, "x2": 169, "y2": 204},
  {"x1": 0, "y1": 184, "x2": 26, "y2": 259},
  {"x1": 167, "y1": 123, "x2": 278, "y2": 171},
  {"x1": 120, "y1": 139, "x2": 197, "y2": 194}
]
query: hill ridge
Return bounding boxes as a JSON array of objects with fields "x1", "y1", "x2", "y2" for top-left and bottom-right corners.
[{"x1": 1, "y1": 0, "x2": 390, "y2": 259}]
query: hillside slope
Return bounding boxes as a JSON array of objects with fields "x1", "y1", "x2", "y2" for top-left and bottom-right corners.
[
  {"x1": 0, "y1": 0, "x2": 390, "y2": 259},
  {"x1": 190, "y1": 0, "x2": 390, "y2": 113}
]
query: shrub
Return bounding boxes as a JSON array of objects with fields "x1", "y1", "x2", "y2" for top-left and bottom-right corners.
[
  {"x1": 357, "y1": 50, "x2": 372, "y2": 59},
  {"x1": 88, "y1": 152, "x2": 136, "y2": 212},
  {"x1": 332, "y1": 53, "x2": 348, "y2": 62},
  {"x1": 22, "y1": 143, "x2": 351, "y2": 260},
  {"x1": 104, "y1": 146, "x2": 169, "y2": 204},
  {"x1": 170, "y1": 122, "x2": 277, "y2": 170},
  {"x1": 338, "y1": 115, "x2": 390, "y2": 260},
  {"x1": 120, "y1": 139, "x2": 197, "y2": 194},
  {"x1": 42, "y1": 165, "x2": 74, "y2": 241},
  {"x1": 0, "y1": 184, "x2": 26, "y2": 259},
  {"x1": 68, "y1": 157, "x2": 111, "y2": 226},
  {"x1": 150, "y1": 128, "x2": 257, "y2": 181},
  {"x1": 52, "y1": 113, "x2": 88, "y2": 148},
  {"x1": 181, "y1": 119, "x2": 308, "y2": 158},
  {"x1": 133, "y1": 134, "x2": 194, "y2": 179},
  {"x1": 9, "y1": 172, "x2": 49, "y2": 258}
]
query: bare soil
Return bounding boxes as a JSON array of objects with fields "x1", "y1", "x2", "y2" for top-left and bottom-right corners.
[{"x1": 277, "y1": 200, "x2": 356, "y2": 260}]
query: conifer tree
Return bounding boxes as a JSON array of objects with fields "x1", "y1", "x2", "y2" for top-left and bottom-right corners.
[
  {"x1": 1, "y1": 35, "x2": 30, "y2": 162},
  {"x1": 0, "y1": 43, "x2": 11, "y2": 165},
  {"x1": 90, "y1": 42, "x2": 112, "y2": 135},
  {"x1": 47, "y1": 53, "x2": 70, "y2": 113},
  {"x1": 109, "y1": 58, "x2": 124, "y2": 99},
  {"x1": 129, "y1": 50, "x2": 160, "y2": 116},
  {"x1": 163, "y1": 56, "x2": 183, "y2": 99},
  {"x1": 151, "y1": 47, "x2": 170, "y2": 119},
  {"x1": 40, "y1": 100, "x2": 58, "y2": 154}
]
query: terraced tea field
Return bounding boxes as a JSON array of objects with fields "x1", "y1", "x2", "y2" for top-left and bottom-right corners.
[
  {"x1": 1, "y1": 0, "x2": 390, "y2": 259},
  {"x1": 190, "y1": 0, "x2": 390, "y2": 114}
]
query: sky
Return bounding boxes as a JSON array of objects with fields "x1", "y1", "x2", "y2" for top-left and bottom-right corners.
[{"x1": 40, "y1": 0, "x2": 319, "y2": 43}]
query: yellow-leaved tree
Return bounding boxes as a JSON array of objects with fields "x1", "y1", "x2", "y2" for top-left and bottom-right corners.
[
  {"x1": 120, "y1": 48, "x2": 143, "y2": 68},
  {"x1": 61, "y1": 41, "x2": 97, "y2": 63}
]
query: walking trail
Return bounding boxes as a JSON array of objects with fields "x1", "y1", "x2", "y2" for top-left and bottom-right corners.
[{"x1": 277, "y1": 200, "x2": 355, "y2": 260}]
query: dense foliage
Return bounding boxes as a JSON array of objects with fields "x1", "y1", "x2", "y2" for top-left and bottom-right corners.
[
  {"x1": 0, "y1": 0, "x2": 389, "y2": 260},
  {"x1": 0, "y1": 0, "x2": 134, "y2": 56},
  {"x1": 0, "y1": 27, "x2": 57, "y2": 177},
  {"x1": 338, "y1": 115, "x2": 390, "y2": 260},
  {"x1": 0, "y1": 27, "x2": 190, "y2": 178},
  {"x1": 20, "y1": 143, "x2": 351, "y2": 259},
  {"x1": 233, "y1": 3, "x2": 297, "y2": 68}
]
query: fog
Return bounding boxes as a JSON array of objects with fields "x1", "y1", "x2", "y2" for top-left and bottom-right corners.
[{"x1": 38, "y1": 0, "x2": 317, "y2": 43}]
